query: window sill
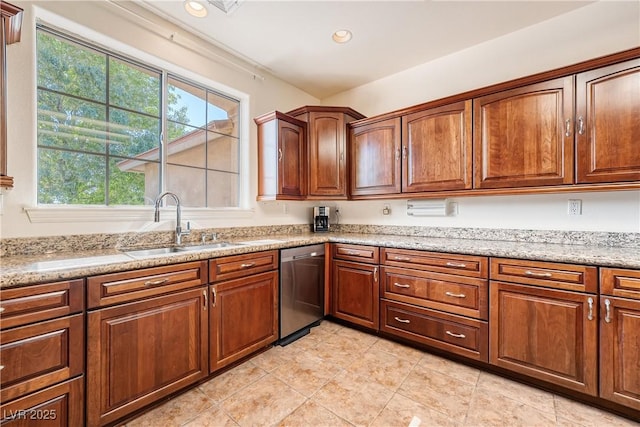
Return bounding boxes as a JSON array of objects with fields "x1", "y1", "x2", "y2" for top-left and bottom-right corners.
[{"x1": 24, "y1": 206, "x2": 255, "y2": 223}]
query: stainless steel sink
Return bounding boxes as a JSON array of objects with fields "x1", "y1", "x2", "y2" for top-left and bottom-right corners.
[{"x1": 123, "y1": 242, "x2": 242, "y2": 258}]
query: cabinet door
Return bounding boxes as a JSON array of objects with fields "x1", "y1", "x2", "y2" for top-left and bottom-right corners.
[
  {"x1": 600, "y1": 296, "x2": 640, "y2": 410},
  {"x1": 210, "y1": 271, "x2": 278, "y2": 372},
  {"x1": 489, "y1": 281, "x2": 598, "y2": 395},
  {"x1": 308, "y1": 111, "x2": 347, "y2": 198},
  {"x1": 402, "y1": 100, "x2": 472, "y2": 192},
  {"x1": 350, "y1": 118, "x2": 401, "y2": 196},
  {"x1": 332, "y1": 260, "x2": 379, "y2": 330},
  {"x1": 278, "y1": 119, "x2": 306, "y2": 198},
  {"x1": 87, "y1": 288, "x2": 208, "y2": 426},
  {"x1": 474, "y1": 77, "x2": 574, "y2": 189},
  {"x1": 576, "y1": 59, "x2": 640, "y2": 183}
]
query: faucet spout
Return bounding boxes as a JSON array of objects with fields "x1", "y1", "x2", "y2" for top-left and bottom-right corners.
[{"x1": 153, "y1": 192, "x2": 190, "y2": 245}]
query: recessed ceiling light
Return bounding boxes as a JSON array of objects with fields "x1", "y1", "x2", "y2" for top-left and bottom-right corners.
[
  {"x1": 332, "y1": 29, "x2": 352, "y2": 44},
  {"x1": 184, "y1": 0, "x2": 208, "y2": 17}
]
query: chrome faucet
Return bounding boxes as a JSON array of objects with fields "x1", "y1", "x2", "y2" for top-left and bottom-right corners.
[{"x1": 153, "y1": 192, "x2": 191, "y2": 245}]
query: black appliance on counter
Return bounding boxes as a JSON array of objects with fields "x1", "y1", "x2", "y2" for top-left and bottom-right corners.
[{"x1": 313, "y1": 206, "x2": 330, "y2": 232}]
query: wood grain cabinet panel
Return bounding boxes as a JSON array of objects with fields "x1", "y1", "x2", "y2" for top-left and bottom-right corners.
[
  {"x1": 601, "y1": 267, "x2": 640, "y2": 300},
  {"x1": 402, "y1": 100, "x2": 472, "y2": 192},
  {"x1": 0, "y1": 314, "x2": 84, "y2": 404},
  {"x1": 209, "y1": 250, "x2": 278, "y2": 282},
  {"x1": 0, "y1": 280, "x2": 84, "y2": 330},
  {"x1": 0, "y1": 377, "x2": 84, "y2": 427},
  {"x1": 380, "y1": 299, "x2": 488, "y2": 362},
  {"x1": 87, "y1": 261, "x2": 207, "y2": 308},
  {"x1": 349, "y1": 117, "x2": 401, "y2": 197},
  {"x1": 332, "y1": 243, "x2": 379, "y2": 265},
  {"x1": 474, "y1": 77, "x2": 574, "y2": 189},
  {"x1": 576, "y1": 59, "x2": 640, "y2": 183},
  {"x1": 209, "y1": 270, "x2": 278, "y2": 372},
  {"x1": 599, "y1": 296, "x2": 640, "y2": 410},
  {"x1": 489, "y1": 281, "x2": 598, "y2": 396},
  {"x1": 381, "y1": 266, "x2": 488, "y2": 320},
  {"x1": 332, "y1": 260, "x2": 379, "y2": 331},
  {"x1": 86, "y1": 288, "x2": 208, "y2": 426},
  {"x1": 287, "y1": 107, "x2": 365, "y2": 199},
  {"x1": 255, "y1": 111, "x2": 307, "y2": 201}
]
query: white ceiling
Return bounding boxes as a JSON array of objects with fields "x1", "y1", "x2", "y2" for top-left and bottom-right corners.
[{"x1": 138, "y1": 0, "x2": 593, "y2": 99}]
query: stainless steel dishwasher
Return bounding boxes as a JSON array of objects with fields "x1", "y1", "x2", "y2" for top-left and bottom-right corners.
[{"x1": 279, "y1": 244, "x2": 325, "y2": 345}]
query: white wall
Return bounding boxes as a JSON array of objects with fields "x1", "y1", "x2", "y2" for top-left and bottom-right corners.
[
  {"x1": 322, "y1": 1, "x2": 640, "y2": 233},
  {"x1": 2, "y1": 1, "x2": 639, "y2": 238},
  {"x1": 1, "y1": 1, "x2": 319, "y2": 238}
]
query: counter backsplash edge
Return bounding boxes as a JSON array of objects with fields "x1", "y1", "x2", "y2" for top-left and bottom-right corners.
[{"x1": 1, "y1": 224, "x2": 639, "y2": 257}]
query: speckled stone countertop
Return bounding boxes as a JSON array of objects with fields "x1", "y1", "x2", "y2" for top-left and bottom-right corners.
[{"x1": 2, "y1": 228, "x2": 639, "y2": 288}]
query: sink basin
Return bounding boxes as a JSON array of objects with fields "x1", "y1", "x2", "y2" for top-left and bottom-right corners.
[{"x1": 123, "y1": 242, "x2": 241, "y2": 258}]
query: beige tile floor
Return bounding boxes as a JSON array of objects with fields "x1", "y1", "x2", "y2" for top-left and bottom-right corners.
[{"x1": 126, "y1": 321, "x2": 639, "y2": 427}]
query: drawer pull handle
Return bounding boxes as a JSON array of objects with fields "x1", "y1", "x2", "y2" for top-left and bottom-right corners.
[
  {"x1": 144, "y1": 278, "x2": 168, "y2": 286},
  {"x1": 0, "y1": 365, "x2": 4, "y2": 370},
  {"x1": 393, "y1": 282, "x2": 410, "y2": 289},
  {"x1": 445, "y1": 331, "x2": 466, "y2": 339},
  {"x1": 587, "y1": 297, "x2": 593, "y2": 321},
  {"x1": 445, "y1": 291, "x2": 466, "y2": 299},
  {"x1": 445, "y1": 262, "x2": 467, "y2": 268},
  {"x1": 393, "y1": 256, "x2": 411, "y2": 261},
  {"x1": 203, "y1": 289, "x2": 208, "y2": 310},
  {"x1": 212, "y1": 288, "x2": 217, "y2": 307},
  {"x1": 0, "y1": 307, "x2": 4, "y2": 313},
  {"x1": 374, "y1": 267, "x2": 378, "y2": 282},
  {"x1": 394, "y1": 316, "x2": 410, "y2": 324},
  {"x1": 524, "y1": 270, "x2": 553, "y2": 278},
  {"x1": 604, "y1": 299, "x2": 611, "y2": 323},
  {"x1": 240, "y1": 263, "x2": 256, "y2": 268}
]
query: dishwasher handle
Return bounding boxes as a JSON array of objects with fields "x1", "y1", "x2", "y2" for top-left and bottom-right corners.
[{"x1": 292, "y1": 252, "x2": 321, "y2": 260}]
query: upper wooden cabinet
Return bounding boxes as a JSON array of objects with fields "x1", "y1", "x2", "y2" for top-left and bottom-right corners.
[
  {"x1": 288, "y1": 106, "x2": 365, "y2": 199},
  {"x1": 349, "y1": 117, "x2": 401, "y2": 197},
  {"x1": 473, "y1": 77, "x2": 575, "y2": 189},
  {"x1": 576, "y1": 58, "x2": 640, "y2": 184},
  {"x1": 402, "y1": 100, "x2": 472, "y2": 192},
  {"x1": 255, "y1": 111, "x2": 307, "y2": 201},
  {"x1": 0, "y1": 1, "x2": 23, "y2": 189}
]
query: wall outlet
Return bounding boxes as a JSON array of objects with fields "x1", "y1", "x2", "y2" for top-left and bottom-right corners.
[
  {"x1": 568, "y1": 199, "x2": 582, "y2": 216},
  {"x1": 382, "y1": 204, "x2": 391, "y2": 215}
]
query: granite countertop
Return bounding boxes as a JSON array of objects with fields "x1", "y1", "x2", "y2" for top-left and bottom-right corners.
[{"x1": 1, "y1": 232, "x2": 639, "y2": 288}]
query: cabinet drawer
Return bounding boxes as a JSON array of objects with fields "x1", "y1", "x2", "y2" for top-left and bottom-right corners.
[
  {"x1": 0, "y1": 280, "x2": 84, "y2": 330},
  {"x1": 381, "y1": 266, "x2": 488, "y2": 320},
  {"x1": 0, "y1": 376, "x2": 84, "y2": 427},
  {"x1": 380, "y1": 299, "x2": 488, "y2": 362},
  {"x1": 0, "y1": 313, "x2": 84, "y2": 403},
  {"x1": 87, "y1": 261, "x2": 208, "y2": 308},
  {"x1": 381, "y1": 248, "x2": 487, "y2": 278},
  {"x1": 209, "y1": 250, "x2": 278, "y2": 282},
  {"x1": 332, "y1": 243, "x2": 379, "y2": 264},
  {"x1": 601, "y1": 268, "x2": 640, "y2": 300},
  {"x1": 490, "y1": 258, "x2": 597, "y2": 293}
]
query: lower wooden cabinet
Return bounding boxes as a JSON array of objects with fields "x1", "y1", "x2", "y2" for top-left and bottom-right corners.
[
  {"x1": 86, "y1": 287, "x2": 209, "y2": 426},
  {"x1": 209, "y1": 270, "x2": 279, "y2": 371},
  {"x1": 380, "y1": 299, "x2": 488, "y2": 361},
  {"x1": 599, "y1": 296, "x2": 640, "y2": 410},
  {"x1": 489, "y1": 281, "x2": 598, "y2": 396},
  {"x1": 0, "y1": 314, "x2": 84, "y2": 403},
  {"x1": 0, "y1": 376, "x2": 84, "y2": 427},
  {"x1": 331, "y1": 260, "x2": 379, "y2": 331}
]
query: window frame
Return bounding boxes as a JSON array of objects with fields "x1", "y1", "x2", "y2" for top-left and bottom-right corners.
[{"x1": 26, "y1": 14, "x2": 252, "y2": 223}]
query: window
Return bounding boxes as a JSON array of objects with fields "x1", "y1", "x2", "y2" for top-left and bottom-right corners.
[{"x1": 36, "y1": 26, "x2": 241, "y2": 208}]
